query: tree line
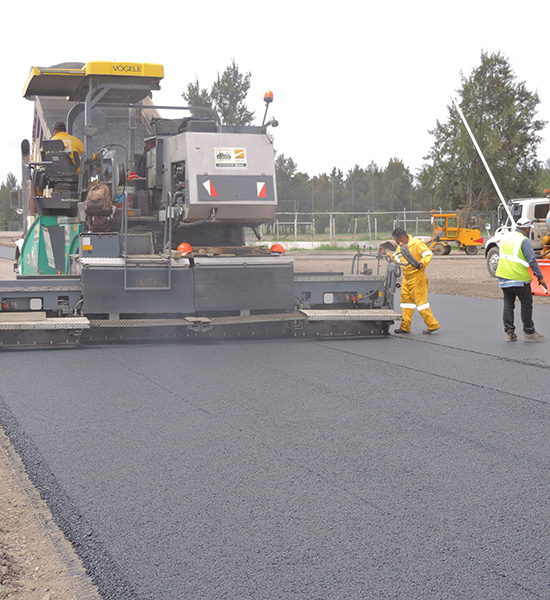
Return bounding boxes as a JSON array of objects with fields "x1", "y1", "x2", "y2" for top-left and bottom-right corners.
[{"x1": 0, "y1": 174, "x2": 19, "y2": 230}]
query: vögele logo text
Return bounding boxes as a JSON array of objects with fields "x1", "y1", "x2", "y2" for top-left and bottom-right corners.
[{"x1": 112, "y1": 64, "x2": 142, "y2": 73}]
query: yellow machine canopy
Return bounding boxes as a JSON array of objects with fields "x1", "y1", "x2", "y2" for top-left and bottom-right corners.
[{"x1": 23, "y1": 61, "x2": 164, "y2": 103}]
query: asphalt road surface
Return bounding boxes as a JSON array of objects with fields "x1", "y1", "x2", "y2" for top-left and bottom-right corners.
[{"x1": 1, "y1": 293, "x2": 549, "y2": 600}]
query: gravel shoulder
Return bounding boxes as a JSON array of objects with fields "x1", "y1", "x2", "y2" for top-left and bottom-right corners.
[{"x1": 0, "y1": 250, "x2": 548, "y2": 599}]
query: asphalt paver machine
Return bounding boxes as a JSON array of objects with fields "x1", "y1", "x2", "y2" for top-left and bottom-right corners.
[{"x1": 0, "y1": 61, "x2": 400, "y2": 349}]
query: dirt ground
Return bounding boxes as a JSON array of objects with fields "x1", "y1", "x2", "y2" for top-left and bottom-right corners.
[{"x1": 0, "y1": 250, "x2": 548, "y2": 599}]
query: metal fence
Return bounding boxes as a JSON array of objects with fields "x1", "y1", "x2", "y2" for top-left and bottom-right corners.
[{"x1": 267, "y1": 209, "x2": 496, "y2": 242}]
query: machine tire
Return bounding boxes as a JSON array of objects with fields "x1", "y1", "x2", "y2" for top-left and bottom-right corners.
[
  {"x1": 465, "y1": 245, "x2": 478, "y2": 256},
  {"x1": 443, "y1": 243, "x2": 452, "y2": 255},
  {"x1": 486, "y1": 246, "x2": 499, "y2": 277},
  {"x1": 432, "y1": 242, "x2": 446, "y2": 256}
]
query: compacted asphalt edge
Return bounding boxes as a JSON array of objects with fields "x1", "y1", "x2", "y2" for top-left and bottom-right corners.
[{"x1": 0, "y1": 397, "x2": 140, "y2": 600}]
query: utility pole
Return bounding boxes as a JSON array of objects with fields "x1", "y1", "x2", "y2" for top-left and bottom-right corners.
[{"x1": 331, "y1": 181, "x2": 335, "y2": 245}]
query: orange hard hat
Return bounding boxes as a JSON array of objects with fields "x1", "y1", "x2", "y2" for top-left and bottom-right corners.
[
  {"x1": 177, "y1": 242, "x2": 193, "y2": 256},
  {"x1": 270, "y1": 243, "x2": 285, "y2": 254}
]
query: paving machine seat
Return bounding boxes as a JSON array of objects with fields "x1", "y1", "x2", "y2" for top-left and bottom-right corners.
[
  {"x1": 32, "y1": 139, "x2": 81, "y2": 217},
  {"x1": 41, "y1": 139, "x2": 80, "y2": 182}
]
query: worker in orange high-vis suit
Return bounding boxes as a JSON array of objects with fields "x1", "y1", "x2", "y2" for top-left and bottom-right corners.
[{"x1": 391, "y1": 227, "x2": 440, "y2": 335}]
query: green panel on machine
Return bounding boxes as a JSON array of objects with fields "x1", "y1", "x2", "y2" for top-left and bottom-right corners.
[{"x1": 20, "y1": 216, "x2": 81, "y2": 275}]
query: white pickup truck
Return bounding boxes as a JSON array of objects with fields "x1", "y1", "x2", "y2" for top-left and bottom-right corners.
[{"x1": 485, "y1": 197, "x2": 550, "y2": 276}]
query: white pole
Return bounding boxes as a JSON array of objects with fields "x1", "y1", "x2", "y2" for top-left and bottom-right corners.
[{"x1": 450, "y1": 95, "x2": 515, "y2": 226}]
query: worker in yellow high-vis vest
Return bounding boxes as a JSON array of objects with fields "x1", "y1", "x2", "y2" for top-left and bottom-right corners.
[
  {"x1": 495, "y1": 217, "x2": 546, "y2": 342},
  {"x1": 391, "y1": 227, "x2": 440, "y2": 335}
]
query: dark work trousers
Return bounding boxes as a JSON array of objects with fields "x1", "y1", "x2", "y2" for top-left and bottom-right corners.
[{"x1": 502, "y1": 282, "x2": 535, "y2": 334}]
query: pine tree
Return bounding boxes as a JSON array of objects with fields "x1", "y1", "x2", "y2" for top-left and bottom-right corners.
[
  {"x1": 183, "y1": 60, "x2": 254, "y2": 126},
  {"x1": 182, "y1": 78, "x2": 213, "y2": 118},
  {"x1": 211, "y1": 59, "x2": 254, "y2": 126}
]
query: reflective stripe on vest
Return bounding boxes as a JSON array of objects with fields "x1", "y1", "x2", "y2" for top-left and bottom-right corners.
[{"x1": 500, "y1": 236, "x2": 529, "y2": 267}]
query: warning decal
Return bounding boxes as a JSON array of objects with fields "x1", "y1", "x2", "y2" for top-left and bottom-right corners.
[
  {"x1": 215, "y1": 147, "x2": 247, "y2": 168},
  {"x1": 202, "y1": 179, "x2": 219, "y2": 197},
  {"x1": 197, "y1": 175, "x2": 275, "y2": 202}
]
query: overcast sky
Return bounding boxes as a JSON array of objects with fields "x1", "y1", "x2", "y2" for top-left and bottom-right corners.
[{"x1": 2, "y1": 0, "x2": 549, "y2": 186}]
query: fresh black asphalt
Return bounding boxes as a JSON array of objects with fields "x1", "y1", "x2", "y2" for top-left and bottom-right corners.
[{"x1": 0, "y1": 292, "x2": 549, "y2": 599}]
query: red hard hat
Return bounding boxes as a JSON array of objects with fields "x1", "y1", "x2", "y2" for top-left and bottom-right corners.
[
  {"x1": 177, "y1": 242, "x2": 193, "y2": 256},
  {"x1": 270, "y1": 243, "x2": 285, "y2": 254}
]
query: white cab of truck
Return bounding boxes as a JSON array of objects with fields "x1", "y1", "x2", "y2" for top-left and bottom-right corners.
[{"x1": 485, "y1": 197, "x2": 550, "y2": 276}]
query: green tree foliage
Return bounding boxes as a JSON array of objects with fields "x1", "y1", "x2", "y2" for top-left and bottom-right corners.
[
  {"x1": 311, "y1": 173, "x2": 333, "y2": 213},
  {"x1": 314, "y1": 213, "x2": 329, "y2": 234},
  {"x1": 275, "y1": 154, "x2": 298, "y2": 213},
  {"x1": 334, "y1": 213, "x2": 350, "y2": 234},
  {"x1": 419, "y1": 51, "x2": 546, "y2": 212},
  {"x1": 211, "y1": 59, "x2": 255, "y2": 126},
  {"x1": 182, "y1": 77, "x2": 213, "y2": 117},
  {"x1": 356, "y1": 217, "x2": 370, "y2": 233},
  {"x1": 289, "y1": 172, "x2": 312, "y2": 214},
  {"x1": 0, "y1": 173, "x2": 20, "y2": 230},
  {"x1": 182, "y1": 59, "x2": 254, "y2": 125},
  {"x1": 536, "y1": 159, "x2": 550, "y2": 193},
  {"x1": 328, "y1": 168, "x2": 345, "y2": 213},
  {"x1": 276, "y1": 154, "x2": 420, "y2": 218},
  {"x1": 380, "y1": 159, "x2": 413, "y2": 212},
  {"x1": 346, "y1": 165, "x2": 371, "y2": 213},
  {"x1": 363, "y1": 162, "x2": 383, "y2": 211}
]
